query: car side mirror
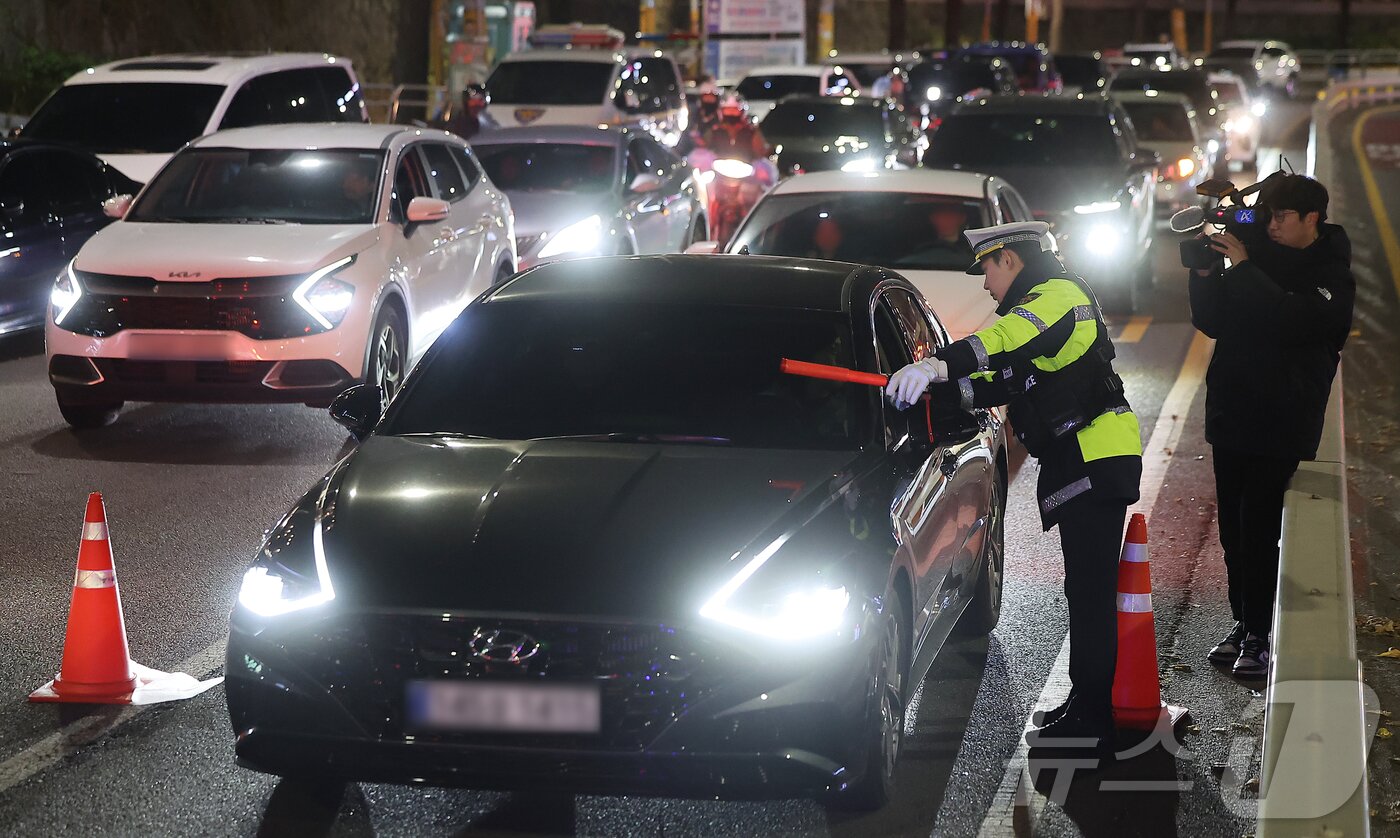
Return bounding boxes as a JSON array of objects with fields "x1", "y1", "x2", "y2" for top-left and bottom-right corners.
[
  {"x1": 329, "y1": 383, "x2": 384, "y2": 441},
  {"x1": 102, "y1": 194, "x2": 133, "y2": 219},
  {"x1": 684, "y1": 241, "x2": 720, "y2": 255},
  {"x1": 628, "y1": 173, "x2": 664, "y2": 194},
  {"x1": 0, "y1": 194, "x2": 23, "y2": 218},
  {"x1": 406, "y1": 196, "x2": 450, "y2": 223}
]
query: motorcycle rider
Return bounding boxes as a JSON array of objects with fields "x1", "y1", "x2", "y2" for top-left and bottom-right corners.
[
  {"x1": 446, "y1": 83, "x2": 498, "y2": 141},
  {"x1": 701, "y1": 94, "x2": 772, "y2": 162}
]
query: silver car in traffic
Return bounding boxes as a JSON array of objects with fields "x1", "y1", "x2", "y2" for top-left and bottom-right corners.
[{"x1": 470, "y1": 125, "x2": 706, "y2": 268}]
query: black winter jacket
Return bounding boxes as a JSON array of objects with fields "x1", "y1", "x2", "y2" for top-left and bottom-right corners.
[{"x1": 1188, "y1": 222, "x2": 1354, "y2": 460}]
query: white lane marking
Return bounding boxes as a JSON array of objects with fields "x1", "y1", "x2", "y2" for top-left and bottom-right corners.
[
  {"x1": 976, "y1": 329, "x2": 1214, "y2": 836},
  {"x1": 0, "y1": 638, "x2": 226, "y2": 793}
]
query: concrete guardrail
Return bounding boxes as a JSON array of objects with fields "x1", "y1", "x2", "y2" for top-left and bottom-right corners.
[{"x1": 1255, "y1": 78, "x2": 1393, "y2": 837}]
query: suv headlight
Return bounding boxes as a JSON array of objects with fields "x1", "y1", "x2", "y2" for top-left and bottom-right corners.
[
  {"x1": 538, "y1": 215, "x2": 603, "y2": 259},
  {"x1": 50, "y1": 260, "x2": 82, "y2": 326},
  {"x1": 293, "y1": 255, "x2": 356, "y2": 330}
]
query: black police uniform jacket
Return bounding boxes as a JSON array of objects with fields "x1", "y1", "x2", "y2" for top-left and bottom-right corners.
[{"x1": 1188, "y1": 222, "x2": 1354, "y2": 461}]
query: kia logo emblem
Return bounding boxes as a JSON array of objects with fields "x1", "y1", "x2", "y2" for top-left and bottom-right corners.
[{"x1": 468, "y1": 628, "x2": 541, "y2": 663}]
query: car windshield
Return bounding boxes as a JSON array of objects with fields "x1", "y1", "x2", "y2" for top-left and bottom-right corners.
[
  {"x1": 1111, "y1": 73, "x2": 1215, "y2": 116},
  {"x1": 1210, "y1": 82, "x2": 1245, "y2": 105},
  {"x1": 1210, "y1": 47, "x2": 1257, "y2": 59},
  {"x1": 1121, "y1": 102, "x2": 1195, "y2": 141},
  {"x1": 383, "y1": 300, "x2": 865, "y2": 450},
  {"x1": 476, "y1": 143, "x2": 616, "y2": 193},
  {"x1": 736, "y1": 75, "x2": 820, "y2": 101},
  {"x1": 925, "y1": 113, "x2": 1119, "y2": 168},
  {"x1": 730, "y1": 192, "x2": 987, "y2": 272},
  {"x1": 1056, "y1": 56, "x2": 1107, "y2": 87},
  {"x1": 761, "y1": 102, "x2": 883, "y2": 138},
  {"x1": 22, "y1": 83, "x2": 223, "y2": 154},
  {"x1": 842, "y1": 62, "x2": 893, "y2": 87},
  {"x1": 128, "y1": 148, "x2": 386, "y2": 224},
  {"x1": 486, "y1": 61, "x2": 615, "y2": 105},
  {"x1": 908, "y1": 61, "x2": 998, "y2": 96}
]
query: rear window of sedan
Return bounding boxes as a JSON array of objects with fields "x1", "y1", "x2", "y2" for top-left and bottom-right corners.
[
  {"x1": 761, "y1": 102, "x2": 883, "y2": 139},
  {"x1": 1120, "y1": 102, "x2": 1195, "y2": 142},
  {"x1": 736, "y1": 75, "x2": 821, "y2": 100},
  {"x1": 475, "y1": 143, "x2": 616, "y2": 193},
  {"x1": 383, "y1": 300, "x2": 867, "y2": 450},
  {"x1": 925, "y1": 113, "x2": 1119, "y2": 168}
]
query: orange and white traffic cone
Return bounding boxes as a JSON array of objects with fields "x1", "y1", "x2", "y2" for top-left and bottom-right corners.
[
  {"x1": 31, "y1": 492, "x2": 137, "y2": 702},
  {"x1": 30, "y1": 493, "x2": 223, "y2": 705},
  {"x1": 1111, "y1": 513, "x2": 1189, "y2": 731}
]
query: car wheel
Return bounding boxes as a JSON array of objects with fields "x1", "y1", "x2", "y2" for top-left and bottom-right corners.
[
  {"x1": 958, "y1": 475, "x2": 1006, "y2": 636},
  {"x1": 831, "y1": 609, "x2": 906, "y2": 811},
  {"x1": 57, "y1": 396, "x2": 123, "y2": 429},
  {"x1": 367, "y1": 306, "x2": 406, "y2": 413}
]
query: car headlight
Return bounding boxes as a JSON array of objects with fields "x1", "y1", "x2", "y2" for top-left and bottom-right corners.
[
  {"x1": 702, "y1": 583, "x2": 851, "y2": 640},
  {"x1": 50, "y1": 260, "x2": 82, "y2": 326},
  {"x1": 1084, "y1": 222, "x2": 1123, "y2": 255},
  {"x1": 1205, "y1": 139, "x2": 1219, "y2": 156},
  {"x1": 293, "y1": 255, "x2": 356, "y2": 330},
  {"x1": 925, "y1": 85, "x2": 942, "y2": 101},
  {"x1": 1073, "y1": 200, "x2": 1121, "y2": 215},
  {"x1": 1177, "y1": 156, "x2": 1197, "y2": 178},
  {"x1": 1251, "y1": 100, "x2": 1267, "y2": 117},
  {"x1": 840, "y1": 157, "x2": 878, "y2": 173},
  {"x1": 1232, "y1": 115, "x2": 1254, "y2": 134},
  {"x1": 237, "y1": 499, "x2": 335, "y2": 618},
  {"x1": 711, "y1": 158, "x2": 755, "y2": 179},
  {"x1": 538, "y1": 214, "x2": 603, "y2": 258}
]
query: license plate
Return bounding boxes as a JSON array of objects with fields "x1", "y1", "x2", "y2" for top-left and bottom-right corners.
[
  {"x1": 405, "y1": 680, "x2": 601, "y2": 734},
  {"x1": 125, "y1": 332, "x2": 234, "y2": 361}
]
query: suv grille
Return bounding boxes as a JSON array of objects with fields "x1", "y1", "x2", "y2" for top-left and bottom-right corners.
[
  {"x1": 63, "y1": 271, "x2": 325, "y2": 340},
  {"x1": 288, "y1": 615, "x2": 743, "y2": 752}
]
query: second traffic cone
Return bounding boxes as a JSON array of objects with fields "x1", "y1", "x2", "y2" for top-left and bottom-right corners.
[
  {"x1": 32, "y1": 493, "x2": 137, "y2": 703},
  {"x1": 1111, "y1": 513, "x2": 1189, "y2": 731}
]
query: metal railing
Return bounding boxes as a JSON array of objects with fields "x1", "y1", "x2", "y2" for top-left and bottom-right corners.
[
  {"x1": 360, "y1": 82, "x2": 451, "y2": 125},
  {"x1": 1298, "y1": 49, "x2": 1400, "y2": 83}
]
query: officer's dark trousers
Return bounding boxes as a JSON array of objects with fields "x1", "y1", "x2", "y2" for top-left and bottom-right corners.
[
  {"x1": 1057, "y1": 498, "x2": 1128, "y2": 717},
  {"x1": 1212, "y1": 446, "x2": 1301, "y2": 638}
]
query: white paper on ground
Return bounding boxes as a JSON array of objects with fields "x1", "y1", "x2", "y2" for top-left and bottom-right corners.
[{"x1": 128, "y1": 661, "x2": 222, "y2": 705}]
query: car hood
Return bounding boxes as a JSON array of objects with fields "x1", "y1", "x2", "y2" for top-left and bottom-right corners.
[
  {"x1": 946, "y1": 164, "x2": 1126, "y2": 214},
  {"x1": 318, "y1": 436, "x2": 862, "y2": 618},
  {"x1": 75, "y1": 223, "x2": 380, "y2": 279},
  {"x1": 899, "y1": 268, "x2": 999, "y2": 339},
  {"x1": 506, "y1": 191, "x2": 617, "y2": 240}
]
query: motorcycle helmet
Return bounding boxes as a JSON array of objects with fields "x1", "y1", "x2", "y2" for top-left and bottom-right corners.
[
  {"x1": 719, "y1": 93, "x2": 749, "y2": 124},
  {"x1": 464, "y1": 83, "x2": 490, "y2": 109}
]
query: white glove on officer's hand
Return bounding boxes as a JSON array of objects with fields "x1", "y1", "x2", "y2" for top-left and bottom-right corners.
[{"x1": 885, "y1": 358, "x2": 948, "y2": 409}]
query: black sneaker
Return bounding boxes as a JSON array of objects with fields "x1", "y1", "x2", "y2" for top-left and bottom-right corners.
[
  {"x1": 1232, "y1": 633, "x2": 1270, "y2": 679},
  {"x1": 1208, "y1": 621, "x2": 1248, "y2": 665}
]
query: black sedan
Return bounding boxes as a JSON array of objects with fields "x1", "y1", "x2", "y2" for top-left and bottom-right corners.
[
  {"x1": 226, "y1": 255, "x2": 1007, "y2": 809},
  {"x1": 760, "y1": 95, "x2": 926, "y2": 175},
  {"x1": 0, "y1": 140, "x2": 139, "y2": 337}
]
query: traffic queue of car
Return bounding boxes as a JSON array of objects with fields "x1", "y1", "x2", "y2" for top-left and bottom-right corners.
[{"x1": 2, "y1": 22, "x2": 1288, "y2": 812}]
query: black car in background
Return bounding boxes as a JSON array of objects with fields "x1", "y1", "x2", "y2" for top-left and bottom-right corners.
[
  {"x1": 1054, "y1": 52, "x2": 1112, "y2": 95},
  {"x1": 227, "y1": 254, "x2": 1007, "y2": 809},
  {"x1": 906, "y1": 55, "x2": 1018, "y2": 127},
  {"x1": 926, "y1": 96, "x2": 1159, "y2": 312},
  {"x1": 0, "y1": 140, "x2": 139, "y2": 337},
  {"x1": 1109, "y1": 68, "x2": 1227, "y2": 173},
  {"x1": 761, "y1": 95, "x2": 926, "y2": 175}
]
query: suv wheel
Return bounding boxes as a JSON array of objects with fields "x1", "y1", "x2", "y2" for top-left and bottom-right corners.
[
  {"x1": 57, "y1": 397, "x2": 123, "y2": 429},
  {"x1": 368, "y1": 306, "x2": 406, "y2": 412}
]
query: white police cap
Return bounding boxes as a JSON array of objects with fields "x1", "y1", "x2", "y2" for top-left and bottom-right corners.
[{"x1": 963, "y1": 221, "x2": 1054, "y2": 275}]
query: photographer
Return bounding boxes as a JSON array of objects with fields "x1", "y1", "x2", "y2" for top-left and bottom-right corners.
[{"x1": 1189, "y1": 174, "x2": 1354, "y2": 678}]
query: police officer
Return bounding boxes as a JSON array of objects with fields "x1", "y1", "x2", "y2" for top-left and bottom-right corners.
[{"x1": 886, "y1": 221, "x2": 1142, "y2": 759}]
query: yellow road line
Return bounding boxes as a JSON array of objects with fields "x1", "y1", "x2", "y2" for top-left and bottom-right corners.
[
  {"x1": 1350, "y1": 105, "x2": 1400, "y2": 301},
  {"x1": 1115, "y1": 315, "x2": 1152, "y2": 343}
]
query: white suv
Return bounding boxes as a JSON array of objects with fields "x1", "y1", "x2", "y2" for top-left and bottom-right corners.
[
  {"x1": 485, "y1": 29, "x2": 687, "y2": 147},
  {"x1": 46, "y1": 124, "x2": 514, "y2": 428},
  {"x1": 19, "y1": 54, "x2": 368, "y2": 184}
]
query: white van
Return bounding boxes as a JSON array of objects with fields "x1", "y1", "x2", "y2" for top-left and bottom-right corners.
[
  {"x1": 19, "y1": 53, "x2": 368, "y2": 184},
  {"x1": 484, "y1": 26, "x2": 687, "y2": 147}
]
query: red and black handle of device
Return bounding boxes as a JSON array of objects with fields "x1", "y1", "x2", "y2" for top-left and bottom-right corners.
[{"x1": 779, "y1": 358, "x2": 935, "y2": 441}]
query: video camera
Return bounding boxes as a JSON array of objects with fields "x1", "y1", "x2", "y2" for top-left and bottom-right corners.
[{"x1": 1171, "y1": 172, "x2": 1285, "y2": 270}]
